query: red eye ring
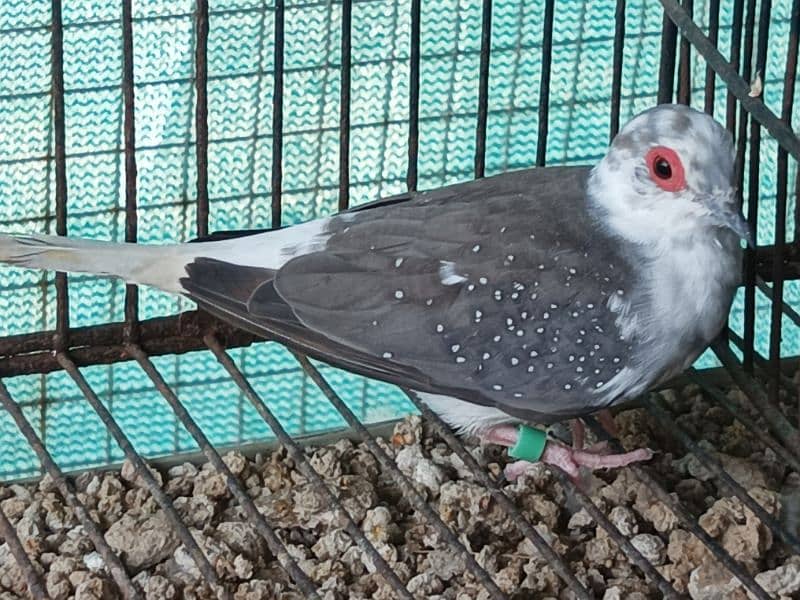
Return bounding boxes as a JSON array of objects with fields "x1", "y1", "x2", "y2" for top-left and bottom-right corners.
[{"x1": 645, "y1": 146, "x2": 686, "y2": 192}]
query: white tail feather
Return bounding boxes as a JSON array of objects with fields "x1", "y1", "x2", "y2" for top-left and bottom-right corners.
[{"x1": 0, "y1": 234, "x2": 198, "y2": 293}]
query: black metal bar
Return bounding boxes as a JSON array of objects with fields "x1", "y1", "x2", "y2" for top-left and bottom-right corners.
[
  {"x1": 609, "y1": 0, "x2": 626, "y2": 139},
  {"x1": 676, "y1": 0, "x2": 692, "y2": 105},
  {"x1": 205, "y1": 335, "x2": 415, "y2": 599},
  {"x1": 770, "y1": 0, "x2": 799, "y2": 406},
  {"x1": 647, "y1": 394, "x2": 800, "y2": 554},
  {"x1": 271, "y1": 0, "x2": 284, "y2": 228},
  {"x1": 747, "y1": 0, "x2": 772, "y2": 375},
  {"x1": 0, "y1": 505, "x2": 48, "y2": 600},
  {"x1": 687, "y1": 369, "x2": 800, "y2": 474},
  {"x1": 552, "y1": 470, "x2": 679, "y2": 598},
  {"x1": 195, "y1": 0, "x2": 210, "y2": 237},
  {"x1": 727, "y1": 328, "x2": 797, "y2": 391},
  {"x1": 657, "y1": 8, "x2": 678, "y2": 104},
  {"x1": 535, "y1": 0, "x2": 554, "y2": 167},
  {"x1": 292, "y1": 354, "x2": 509, "y2": 600},
  {"x1": 404, "y1": 401, "x2": 591, "y2": 598},
  {"x1": 712, "y1": 341, "x2": 800, "y2": 454},
  {"x1": 474, "y1": 0, "x2": 492, "y2": 178},
  {"x1": 0, "y1": 380, "x2": 142, "y2": 599},
  {"x1": 54, "y1": 352, "x2": 231, "y2": 598},
  {"x1": 703, "y1": 0, "x2": 720, "y2": 114},
  {"x1": 584, "y1": 417, "x2": 772, "y2": 600},
  {"x1": 725, "y1": 0, "x2": 745, "y2": 132},
  {"x1": 657, "y1": 0, "x2": 800, "y2": 161},
  {"x1": 406, "y1": 0, "x2": 421, "y2": 191},
  {"x1": 338, "y1": 0, "x2": 352, "y2": 211},
  {"x1": 739, "y1": 0, "x2": 757, "y2": 370},
  {"x1": 51, "y1": 0, "x2": 69, "y2": 350},
  {"x1": 121, "y1": 0, "x2": 139, "y2": 339},
  {"x1": 125, "y1": 344, "x2": 321, "y2": 599}
]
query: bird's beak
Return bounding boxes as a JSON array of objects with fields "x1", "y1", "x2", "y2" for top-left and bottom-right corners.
[
  {"x1": 722, "y1": 207, "x2": 754, "y2": 248},
  {"x1": 705, "y1": 190, "x2": 754, "y2": 248}
]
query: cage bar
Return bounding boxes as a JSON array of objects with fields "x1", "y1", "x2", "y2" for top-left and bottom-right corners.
[
  {"x1": 271, "y1": 0, "x2": 285, "y2": 228},
  {"x1": 338, "y1": 0, "x2": 353, "y2": 211},
  {"x1": 406, "y1": 392, "x2": 594, "y2": 599},
  {"x1": 195, "y1": 0, "x2": 210, "y2": 238},
  {"x1": 535, "y1": 0, "x2": 554, "y2": 167},
  {"x1": 676, "y1": 0, "x2": 692, "y2": 105},
  {"x1": 0, "y1": 504, "x2": 48, "y2": 600},
  {"x1": 121, "y1": 0, "x2": 140, "y2": 337},
  {"x1": 584, "y1": 417, "x2": 772, "y2": 600},
  {"x1": 0, "y1": 381, "x2": 142, "y2": 599},
  {"x1": 406, "y1": 0, "x2": 420, "y2": 191},
  {"x1": 474, "y1": 0, "x2": 493, "y2": 178},
  {"x1": 293, "y1": 354, "x2": 509, "y2": 600},
  {"x1": 55, "y1": 352, "x2": 230, "y2": 597},
  {"x1": 609, "y1": 0, "x2": 626, "y2": 139}
]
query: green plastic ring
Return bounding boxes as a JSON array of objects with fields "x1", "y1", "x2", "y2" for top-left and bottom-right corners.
[{"x1": 508, "y1": 424, "x2": 548, "y2": 462}]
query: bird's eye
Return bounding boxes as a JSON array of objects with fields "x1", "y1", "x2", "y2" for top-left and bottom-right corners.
[
  {"x1": 645, "y1": 146, "x2": 686, "y2": 192},
  {"x1": 653, "y1": 157, "x2": 671, "y2": 179}
]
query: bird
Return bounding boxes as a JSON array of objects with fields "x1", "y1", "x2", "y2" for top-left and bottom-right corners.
[{"x1": 0, "y1": 104, "x2": 748, "y2": 480}]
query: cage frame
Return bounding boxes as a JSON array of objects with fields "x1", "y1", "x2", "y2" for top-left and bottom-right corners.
[{"x1": 0, "y1": 0, "x2": 799, "y2": 597}]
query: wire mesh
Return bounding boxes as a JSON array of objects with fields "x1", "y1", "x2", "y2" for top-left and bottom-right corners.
[{"x1": 0, "y1": 0, "x2": 799, "y2": 598}]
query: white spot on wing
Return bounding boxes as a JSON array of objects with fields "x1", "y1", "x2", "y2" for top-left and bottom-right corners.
[{"x1": 439, "y1": 261, "x2": 466, "y2": 285}]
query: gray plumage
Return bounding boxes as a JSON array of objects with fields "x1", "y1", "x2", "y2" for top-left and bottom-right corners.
[{"x1": 183, "y1": 167, "x2": 638, "y2": 423}]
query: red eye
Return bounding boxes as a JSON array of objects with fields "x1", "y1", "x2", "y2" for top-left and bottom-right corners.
[{"x1": 645, "y1": 146, "x2": 686, "y2": 192}]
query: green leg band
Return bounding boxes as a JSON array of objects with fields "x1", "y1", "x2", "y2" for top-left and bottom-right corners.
[{"x1": 508, "y1": 424, "x2": 548, "y2": 462}]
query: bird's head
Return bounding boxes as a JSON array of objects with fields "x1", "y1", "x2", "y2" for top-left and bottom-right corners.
[{"x1": 590, "y1": 104, "x2": 751, "y2": 248}]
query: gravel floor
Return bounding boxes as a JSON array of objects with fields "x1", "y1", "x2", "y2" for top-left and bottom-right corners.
[{"x1": 1, "y1": 384, "x2": 799, "y2": 599}]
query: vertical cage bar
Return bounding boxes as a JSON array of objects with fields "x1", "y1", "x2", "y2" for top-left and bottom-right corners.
[
  {"x1": 474, "y1": 0, "x2": 492, "y2": 178},
  {"x1": 0, "y1": 381, "x2": 142, "y2": 599},
  {"x1": 535, "y1": 0, "x2": 554, "y2": 167},
  {"x1": 744, "y1": 0, "x2": 772, "y2": 373},
  {"x1": 195, "y1": 0, "x2": 210, "y2": 237},
  {"x1": 676, "y1": 0, "x2": 692, "y2": 105},
  {"x1": 51, "y1": 0, "x2": 69, "y2": 348},
  {"x1": 703, "y1": 0, "x2": 720, "y2": 114},
  {"x1": 0, "y1": 505, "x2": 48, "y2": 600},
  {"x1": 406, "y1": 0, "x2": 421, "y2": 191},
  {"x1": 738, "y1": 0, "x2": 759, "y2": 370},
  {"x1": 271, "y1": 0, "x2": 285, "y2": 228},
  {"x1": 338, "y1": 0, "x2": 352, "y2": 210},
  {"x1": 769, "y1": 0, "x2": 798, "y2": 405},
  {"x1": 55, "y1": 352, "x2": 230, "y2": 597},
  {"x1": 657, "y1": 9, "x2": 678, "y2": 104},
  {"x1": 609, "y1": 0, "x2": 626, "y2": 139},
  {"x1": 712, "y1": 341, "x2": 800, "y2": 454},
  {"x1": 725, "y1": 0, "x2": 745, "y2": 132},
  {"x1": 121, "y1": 0, "x2": 139, "y2": 336}
]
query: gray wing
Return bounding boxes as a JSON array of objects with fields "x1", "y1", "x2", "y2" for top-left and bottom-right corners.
[{"x1": 183, "y1": 167, "x2": 640, "y2": 423}]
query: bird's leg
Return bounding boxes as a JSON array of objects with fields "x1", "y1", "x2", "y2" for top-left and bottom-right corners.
[
  {"x1": 595, "y1": 408, "x2": 618, "y2": 438},
  {"x1": 571, "y1": 418, "x2": 585, "y2": 450},
  {"x1": 482, "y1": 423, "x2": 652, "y2": 482}
]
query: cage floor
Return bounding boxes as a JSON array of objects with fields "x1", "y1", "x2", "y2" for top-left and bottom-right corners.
[{"x1": 1, "y1": 382, "x2": 798, "y2": 600}]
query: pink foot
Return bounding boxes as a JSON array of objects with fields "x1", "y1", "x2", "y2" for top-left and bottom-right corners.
[{"x1": 482, "y1": 424, "x2": 652, "y2": 482}]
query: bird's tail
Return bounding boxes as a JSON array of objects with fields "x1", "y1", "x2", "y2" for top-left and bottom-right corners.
[{"x1": 0, "y1": 233, "x2": 197, "y2": 293}]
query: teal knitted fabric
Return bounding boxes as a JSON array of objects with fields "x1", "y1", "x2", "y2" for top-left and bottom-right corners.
[{"x1": 0, "y1": 0, "x2": 796, "y2": 479}]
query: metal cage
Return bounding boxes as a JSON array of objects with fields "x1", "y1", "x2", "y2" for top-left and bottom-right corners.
[{"x1": 0, "y1": 0, "x2": 799, "y2": 598}]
